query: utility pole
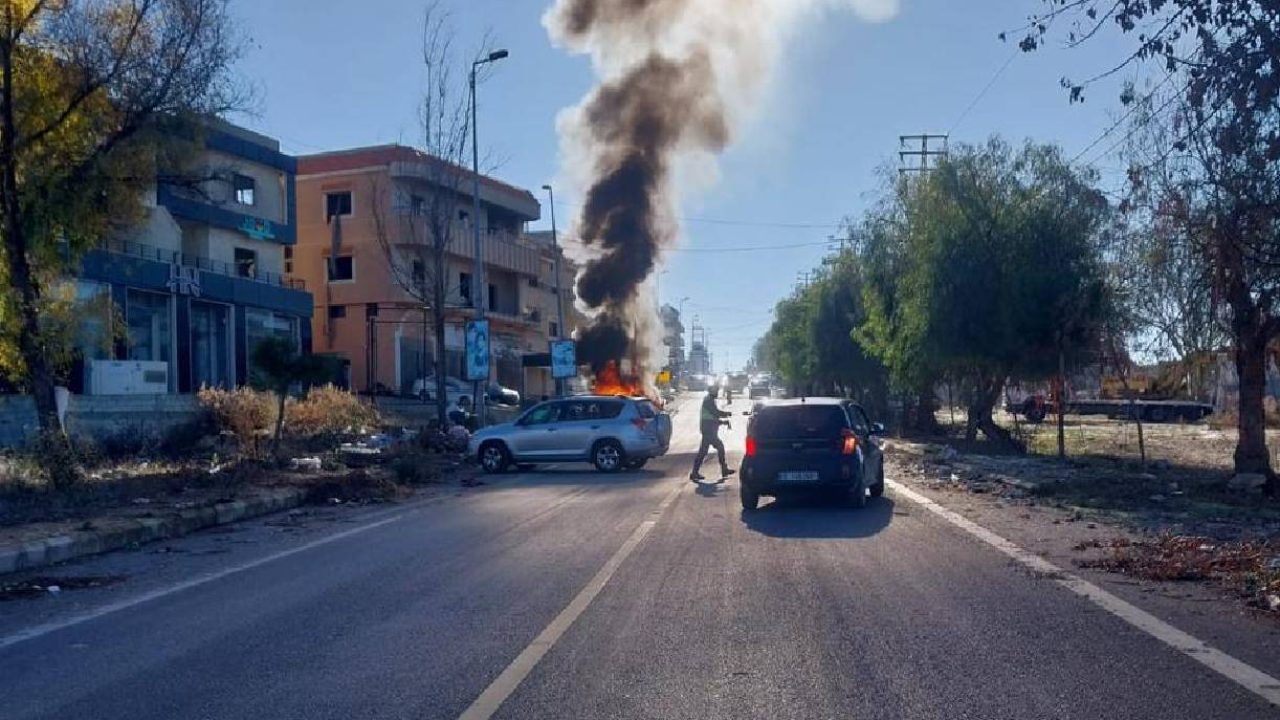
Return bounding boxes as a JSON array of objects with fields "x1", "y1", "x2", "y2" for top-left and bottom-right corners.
[
  {"x1": 542, "y1": 184, "x2": 566, "y2": 398},
  {"x1": 469, "y1": 49, "x2": 508, "y2": 424},
  {"x1": 796, "y1": 271, "x2": 812, "y2": 293},
  {"x1": 899, "y1": 133, "x2": 949, "y2": 175}
]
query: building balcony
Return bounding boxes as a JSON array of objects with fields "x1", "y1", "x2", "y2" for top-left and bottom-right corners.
[
  {"x1": 98, "y1": 237, "x2": 306, "y2": 291},
  {"x1": 389, "y1": 214, "x2": 540, "y2": 277}
]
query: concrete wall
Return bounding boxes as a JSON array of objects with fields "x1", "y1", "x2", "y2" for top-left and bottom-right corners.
[{"x1": 0, "y1": 394, "x2": 203, "y2": 448}]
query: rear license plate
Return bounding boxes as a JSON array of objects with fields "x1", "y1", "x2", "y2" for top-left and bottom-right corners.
[{"x1": 778, "y1": 471, "x2": 819, "y2": 482}]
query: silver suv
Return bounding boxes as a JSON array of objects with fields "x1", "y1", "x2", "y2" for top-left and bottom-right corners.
[{"x1": 469, "y1": 395, "x2": 672, "y2": 473}]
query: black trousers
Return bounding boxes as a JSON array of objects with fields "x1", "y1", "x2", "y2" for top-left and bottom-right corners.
[{"x1": 692, "y1": 433, "x2": 727, "y2": 475}]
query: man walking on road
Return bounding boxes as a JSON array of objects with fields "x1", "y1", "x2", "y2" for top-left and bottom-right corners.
[{"x1": 691, "y1": 387, "x2": 736, "y2": 482}]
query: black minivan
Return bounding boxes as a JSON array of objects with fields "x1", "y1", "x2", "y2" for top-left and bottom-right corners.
[{"x1": 738, "y1": 398, "x2": 885, "y2": 511}]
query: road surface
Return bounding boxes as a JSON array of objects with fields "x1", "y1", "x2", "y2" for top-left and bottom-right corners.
[{"x1": 1, "y1": 396, "x2": 1277, "y2": 719}]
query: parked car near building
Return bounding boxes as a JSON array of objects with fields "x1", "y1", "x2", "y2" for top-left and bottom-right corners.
[
  {"x1": 411, "y1": 375, "x2": 472, "y2": 404},
  {"x1": 469, "y1": 395, "x2": 671, "y2": 473}
]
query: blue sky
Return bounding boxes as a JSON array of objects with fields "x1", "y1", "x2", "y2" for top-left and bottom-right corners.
[{"x1": 231, "y1": 0, "x2": 1140, "y2": 371}]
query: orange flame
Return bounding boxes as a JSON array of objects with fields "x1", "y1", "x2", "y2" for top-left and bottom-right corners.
[{"x1": 591, "y1": 360, "x2": 646, "y2": 398}]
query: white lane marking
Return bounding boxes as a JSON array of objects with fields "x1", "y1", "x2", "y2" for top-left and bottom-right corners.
[
  {"x1": 0, "y1": 513, "x2": 406, "y2": 651},
  {"x1": 458, "y1": 479, "x2": 685, "y2": 720},
  {"x1": 887, "y1": 479, "x2": 1280, "y2": 708}
]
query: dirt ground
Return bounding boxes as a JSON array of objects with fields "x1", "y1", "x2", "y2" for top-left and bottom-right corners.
[{"x1": 888, "y1": 413, "x2": 1280, "y2": 623}]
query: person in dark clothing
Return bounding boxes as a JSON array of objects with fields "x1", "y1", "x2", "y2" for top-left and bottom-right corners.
[{"x1": 691, "y1": 387, "x2": 736, "y2": 482}]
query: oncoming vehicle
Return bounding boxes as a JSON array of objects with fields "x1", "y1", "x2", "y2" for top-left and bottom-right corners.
[
  {"x1": 748, "y1": 379, "x2": 771, "y2": 399},
  {"x1": 469, "y1": 395, "x2": 672, "y2": 474},
  {"x1": 738, "y1": 397, "x2": 885, "y2": 511}
]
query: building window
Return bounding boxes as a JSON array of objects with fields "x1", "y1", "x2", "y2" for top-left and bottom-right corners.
[
  {"x1": 328, "y1": 255, "x2": 354, "y2": 282},
  {"x1": 234, "y1": 248, "x2": 257, "y2": 278},
  {"x1": 550, "y1": 321, "x2": 559, "y2": 338},
  {"x1": 74, "y1": 280, "x2": 115, "y2": 361},
  {"x1": 126, "y1": 289, "x2": 171, "y2": 364},
  {"x1": 328, "y1": 305, "x2": 347, "y2": 319},
  {"x1": 284, "y1": 247, "x2": 293, "y2": 259},
  {"x1": 410, "y1": 194, "x2": 425, "y2": 215},
  {"x1": 233, "y1": 173, "x2": 256, "y2": 206},
  {"x1": 458, "y1": 209, "x2": 470, "y2": 223},
  {"x1": 191, "y1": 301, "x2": 232, "y2": 389},
  {"x1": 245, "y1": 309, "x2": 299, "y2": 383},
  {"x1": 459, "y1": 272, "x2": 472, "y2": 303},
  {"x1": 326, "y1": 191, "x2": 353, "y2": 219},
  {"x1": 411, "y1": 259, "x2": 425, "y2": 287},
  {"x1": 489, "y1": 283, "x2": 497, "y2": 313}
]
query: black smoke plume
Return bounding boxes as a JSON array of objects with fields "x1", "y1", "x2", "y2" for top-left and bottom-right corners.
[{"x1": 549, "y1": 1, "x2": 729, "y2": 375}]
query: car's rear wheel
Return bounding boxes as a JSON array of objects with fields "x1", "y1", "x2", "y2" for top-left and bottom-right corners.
[
  {"x1": 592, "y1": 440, "x2": 625, "y2": 473},
  {"x1": 869, "y1": 464, "x2": 885, "y2": 498},
  {"x1": 848, "y1": 478, "x2": 867, "y2": 509},
  {"x1": 478, "y1": 442, "x2": 511, "y2": 474},
  {"x1": 740, "y1": 485, "x2": 759, "y2": 511}
]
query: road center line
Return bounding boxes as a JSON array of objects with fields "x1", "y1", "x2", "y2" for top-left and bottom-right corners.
[
  {"x1": 0, "y1": 512, "x2": 407, "y2": 652},
  {"x1": 458, "y1": 479, "x2": 685, "y2": 720},
  {"x1": 887, "y1": 478, "x2": 1280, "y2": 708}
]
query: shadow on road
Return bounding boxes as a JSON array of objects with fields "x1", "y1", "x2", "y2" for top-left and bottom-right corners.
[
  {"x1": 739, "y1": 495, "x2": 895, "y2": 539},
  {"x1": 480, "y1": 451, "x2": 704, "y2": 489}
]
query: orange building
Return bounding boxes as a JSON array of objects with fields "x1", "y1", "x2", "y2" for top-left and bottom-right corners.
[{"x1": 291, "y1": 145, "x2": 576, "y2": 399}]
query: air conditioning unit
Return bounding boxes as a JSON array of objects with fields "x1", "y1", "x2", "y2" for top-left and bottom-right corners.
[{"x1": 84, "y1": 360, "x2": 170, "y2": 395}]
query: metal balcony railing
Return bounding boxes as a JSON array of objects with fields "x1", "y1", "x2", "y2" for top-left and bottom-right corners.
[{"x1": 99, "y1": 238, "x2": 306, "y2": 291}]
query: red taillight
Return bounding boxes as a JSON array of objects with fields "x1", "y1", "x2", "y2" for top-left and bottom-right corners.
[
  {"x1": 745, "y1": 436, "x2": 757, "y2": 457},
  {"x1": 632, "y1": 418, "x2": 647, "y2": 431},
  {"x1": 841, "y1": 429, "x2": 858, "y2": 455}
]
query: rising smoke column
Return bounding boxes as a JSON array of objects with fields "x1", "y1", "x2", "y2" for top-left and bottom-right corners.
[{"x1": 546, "y1": 0, "x2": 899, "y2": 374}]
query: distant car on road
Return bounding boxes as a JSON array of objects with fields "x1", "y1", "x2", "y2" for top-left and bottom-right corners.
[
  {"x1": 748, "y1": 380, "x2": 771, "y2": 399},
  {"x1": 469, "y1": 395, "x2": 671, "y2": 474},
  {"x1": 738, "y1": 397, "x2": 885, "y2": 511},
  {"x1": 411, "y1": 375, "x2": 471, "y2": 404}
]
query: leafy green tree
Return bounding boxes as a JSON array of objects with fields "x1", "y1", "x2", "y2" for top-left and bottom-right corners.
[
  {"x1": 0, "y1": 0, "x2": 243, "y2": 442},
  {"x1": 860, "y1": 139, "x2": 1110, "y2": 450},
  {"x1": 857, "y1": 180, "x2": 944, "y2": 433}
]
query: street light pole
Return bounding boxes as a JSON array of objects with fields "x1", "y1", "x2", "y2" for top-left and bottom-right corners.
[
  {"x1": 469, "y1": 48, "x2": 508, "y2": 423},
  {"x1": 542, "y1": 184, "x2": 567, "y2": 398}
]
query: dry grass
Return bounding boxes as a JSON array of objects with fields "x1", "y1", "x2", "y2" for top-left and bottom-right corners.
[
  {"x1": 286, "y1": 385, "x2": 380, "y2": 436},
  {"x1": 936, "y1": 407, "x2": 1280, "y2": 476}
]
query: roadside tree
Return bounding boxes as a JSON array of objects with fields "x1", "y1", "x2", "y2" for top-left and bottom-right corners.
[
  {"x1": 1028, "y1": 1, "x2": 1280, "y2": 491},
  {"x1": 0, "y1": 0, "x2": 244, "y2": 448}
]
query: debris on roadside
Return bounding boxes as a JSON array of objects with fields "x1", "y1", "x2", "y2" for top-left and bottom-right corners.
[
  {"x1": 289, "y1": 456, "x2": 322, "y2": 473},
  {"x1": 0, "y1": 575, "x2": 127, "y2": 601},
  {"x1": 1074, "y1": 534, "x2": 1280, "y2": 615}
]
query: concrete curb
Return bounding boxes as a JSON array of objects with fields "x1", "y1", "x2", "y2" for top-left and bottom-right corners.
[{"x1": 0, "y1": 488, "x2": 307, "y2": 577}]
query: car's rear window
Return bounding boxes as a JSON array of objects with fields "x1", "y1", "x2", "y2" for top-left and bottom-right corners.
[
  {"x1": 560, "y1": 399, "x2": 624, "y2": 421},
  {"x1": 752, "y1": 405, "x2": 848, "y2": 440}
]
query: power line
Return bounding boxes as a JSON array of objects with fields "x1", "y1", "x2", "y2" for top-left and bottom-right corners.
[
  {"x1": 948, "y1": 47, "x2": 1020, "y2": 136},
  {"x1": 1070, "y1": 72, "x2": 1178, "y2": 166},
  {"x1": 558, "y1": 237, "x2": 837, "y2": 254},
  {"x1": 550, "y1": 201, "x2": 842, "y2": 230},
  {"x1": 668, "y1": 239, "x2": 838, "y2": 254}
]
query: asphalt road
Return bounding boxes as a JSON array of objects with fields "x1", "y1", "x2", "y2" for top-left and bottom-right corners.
[{"x1": 1, "y1": 396, "x2": 1277, "y2": 719}]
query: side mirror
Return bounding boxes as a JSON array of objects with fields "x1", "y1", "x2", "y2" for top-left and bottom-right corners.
[{"x1": 870, "y1": 422, "x2": 886, "y2": 435}]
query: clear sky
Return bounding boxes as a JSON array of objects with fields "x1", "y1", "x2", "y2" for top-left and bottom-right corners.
[{"x1": 231, "y1": 0, "x2": 1140, "y2": 371}]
